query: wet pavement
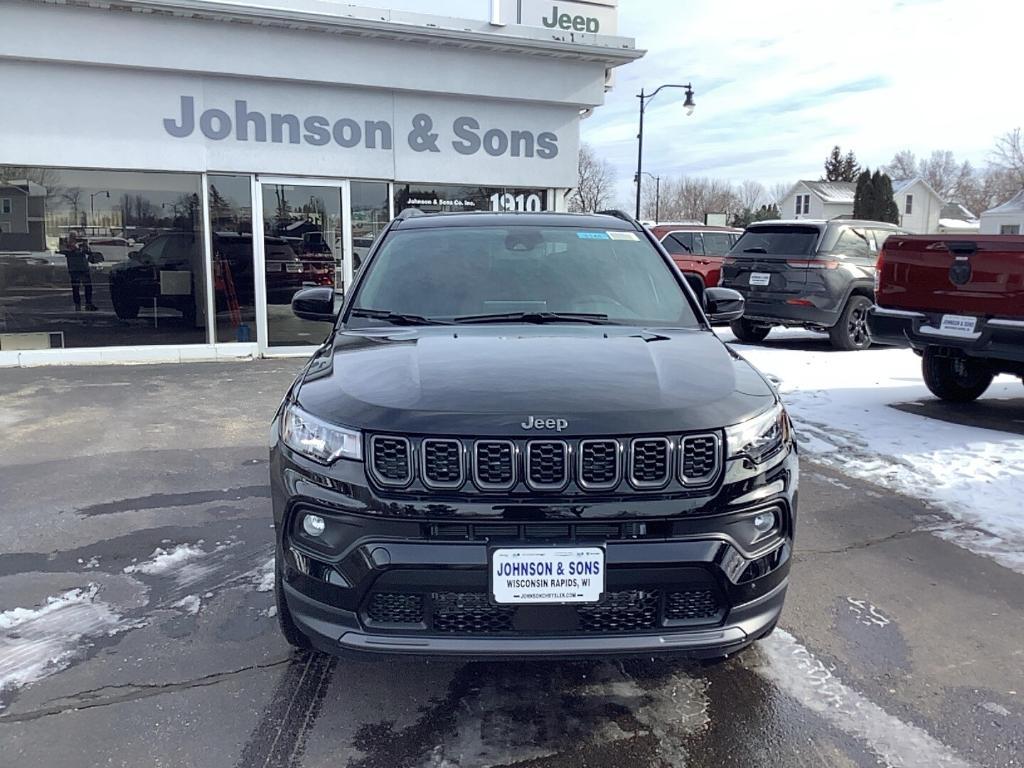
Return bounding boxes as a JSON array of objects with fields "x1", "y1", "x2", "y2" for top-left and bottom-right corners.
[{"x1": 1, "y1": 360, "x2": 1022, "y2": 767}]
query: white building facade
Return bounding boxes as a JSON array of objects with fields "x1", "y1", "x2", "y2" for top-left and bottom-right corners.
[
  {"x1": 980, "y1": 189, "x2": 1024, "y2": 235},
  {"x1": 779, "y1": 178, "x2": 944, "y2": 234},
  {"x1": 0, "y1": 0, "x2": 637, "y2": 365}
]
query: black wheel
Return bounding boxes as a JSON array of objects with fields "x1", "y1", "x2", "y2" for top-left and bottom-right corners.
[
  {"x1": 729, "y1": 318, "x2": 772, "y2": 343},
  {"x1": 922, "y1": 350, "x2": 993, "y2": 402},
  {"x1": 829, "y1": 295, "x2": 873, "y2": 350},
  {"x1": 110, "y1": 287, "x2": 139, "y2": 319},
  {"x1": 274, "y1": 544, "x2": 312, "y2": 649}
]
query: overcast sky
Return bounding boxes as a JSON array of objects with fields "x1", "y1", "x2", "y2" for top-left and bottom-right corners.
[{"x1": 337, "y1": 0, "x2": 1021, "y2": 204}]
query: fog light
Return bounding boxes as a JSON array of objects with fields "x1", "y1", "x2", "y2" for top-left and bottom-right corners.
[
  {"x1": 302, "y1": 514, "x2": 326, "y2": 537},
  {"x1": 752, "y1": 511, "x2": 776, "y2": 533}
]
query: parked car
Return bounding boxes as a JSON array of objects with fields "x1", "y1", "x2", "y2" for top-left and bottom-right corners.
[
  {"x1": 269, "y1": 210, "x2": 797, "y2": 661},
  {"x1": 720, "y1": 219, "x2": 906, "y2": 350},
  {"x1": 869, "y1": 235, "x2": 1024, "y2": 401},
  {"x1": 648, "y1": 223, "x2": 743, "y2": 297}
]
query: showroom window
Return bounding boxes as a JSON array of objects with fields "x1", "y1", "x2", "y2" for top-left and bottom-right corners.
[
  {"x1": 0, "y1": 166, "x2": 205, "y2": 350},
  {"x1": 207, "y1": 175, "x2": 256, "y2": 343}
]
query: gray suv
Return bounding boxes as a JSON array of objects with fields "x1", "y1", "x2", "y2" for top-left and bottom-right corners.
[{"x1": 720, "y1": 219, "x2": 905, "y2": 350}]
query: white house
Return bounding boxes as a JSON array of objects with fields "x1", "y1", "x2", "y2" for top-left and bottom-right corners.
[
  {"x1": 890, "y1": 178, "x2": 943, "y2": 234},
  {"x1": 980, "y1": 189, "x2": 1024, "y2": 235},
  {"x1": 779, "y1": 180, "x2": 856, "y2": 221},
  {"x1": 778, "y1": 177, "x2": 944, "y2": 233}
]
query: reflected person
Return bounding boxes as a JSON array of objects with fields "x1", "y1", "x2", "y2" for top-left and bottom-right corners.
[{"x1": 60, "y1": 231, "x2": 99, "y2": 311}]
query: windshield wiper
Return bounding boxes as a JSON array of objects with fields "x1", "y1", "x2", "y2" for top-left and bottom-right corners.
[
  {"x1": 451, "y1": 311, "x2": 611, "y2": 325},
  {"x1": 742, "y1": 247, "x2": 768, "y2": 254},
  {"x1": 349, "y1": 308, "x2": 445, "y2": 326}
]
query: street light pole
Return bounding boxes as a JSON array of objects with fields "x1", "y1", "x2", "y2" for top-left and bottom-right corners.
[
  {"x1": 634, "y1": 83, "x2": 695, "y2": 220},
  {"x1": 89, "y1": 190, "x2": 110, "y2": 223}
]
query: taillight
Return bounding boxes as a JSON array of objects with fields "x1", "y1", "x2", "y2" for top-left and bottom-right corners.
[
  {"x1": 874, "y1": 249, "x2": 887, "y2": 293},
  {"x1": 723, "y1": 256, "x2": 737, "y2": 265},
  {"x1": 786, "y1": 259, "x2": 838, "y2": 269}
]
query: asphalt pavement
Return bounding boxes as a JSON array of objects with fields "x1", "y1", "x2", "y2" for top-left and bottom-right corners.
[{"x1": 0, "y1": 359, "x2": 1021, "y2": 767}]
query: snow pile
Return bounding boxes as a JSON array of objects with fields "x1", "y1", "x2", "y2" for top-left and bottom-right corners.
[
  {"x1": 173, "y1": 595, "x2": 202, "y2": 615},
  {"x1": 253, "y1": 558, "x2": 275, "y2": 593},
  {"x1": 123, "y1": 543, "x2": 206, "y2": 576},
  {"x1": 0, "y1": 585, "x2": 136, "y2": 707},
  {"x1": 726, "y1": 330, "x2": 1024, "y2": 573}
]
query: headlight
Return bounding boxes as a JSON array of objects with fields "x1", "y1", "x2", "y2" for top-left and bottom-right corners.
[
  {"x1": 725, "y1": 403, "x2": 790, "y2": 465},
  {"x1": 281, "y1": 403, "x2": 363, "y2": 464}
]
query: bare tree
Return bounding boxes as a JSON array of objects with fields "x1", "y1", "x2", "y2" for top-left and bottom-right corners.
[
  {"x1": 569, "y1": 143, "x2": 615, "y2": 213},
  {"x1": 991, "y1": 128, "x2": 1024, "y2": 186},
  {"x1": 0, "y1": 165, "x2": 66, "y2": 203},
  {"x1": 919, "y1": 150, "x2": 960, "y2": 198},
  {"x1": 658, "y1": 176, "x2": 740, "y2": 223},
  {"x1": 884, "y1": 150, "x2": 918, "y2": 179},
  {"x1": 736, "y1": 180, "x2": 766, "y2": 211},
  {"x1": 767, "y1": 182, "x2": 793, "y2": 206}
]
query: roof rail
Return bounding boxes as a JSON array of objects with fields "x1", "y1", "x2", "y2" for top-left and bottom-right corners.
[
  {"x1": 596, "y1": 209, "x2": 643, "y2": 230},
  {"x1": 395, "y1": 207, "x2": 425, "y2": 220}
]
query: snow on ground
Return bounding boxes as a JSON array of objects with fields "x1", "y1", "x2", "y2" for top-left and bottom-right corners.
[
  {"x1": 721, "y1": 328, "x2": 1024, "y2": 574},
  {"x1": 0, "y1": 585, "x2": 140, "y2": 708},
  {"x1": 123, "y1": 543, "x2": 206, "y2": 576},
  {"x1": 253, "y1": 558, "x2": 275, "y2": 593}
]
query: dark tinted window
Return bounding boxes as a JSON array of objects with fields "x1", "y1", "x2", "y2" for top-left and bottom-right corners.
[
  {"x1": 702, "y1": 233, "x2": 734, "y2": 256},
  {"x1": 662, "y1": 232, "x2": 698, "y2": 254},
  {"x1": 353, "y1": 226, "x2": 699, "y2": 327},
  {"x1": 732, "y1": 226, "x2": 820, "y2": 256}
]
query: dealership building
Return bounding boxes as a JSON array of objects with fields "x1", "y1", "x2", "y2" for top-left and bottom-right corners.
[{"x1": 0, "y1": 0, "x2": 637, "y2": 364}]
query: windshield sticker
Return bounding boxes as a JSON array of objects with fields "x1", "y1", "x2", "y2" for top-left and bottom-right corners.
[
  {"x1": 607, "y1": 231, "x2": 639, "y2": 241},
  {"x1": 577, "y1": 231, "x2": 611, "y2": 240}
]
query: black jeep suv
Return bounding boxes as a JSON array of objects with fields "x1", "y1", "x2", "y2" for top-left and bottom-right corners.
[
  {"x1": 269, "y1": 210, "x2": 797, "y2": 659},
  {"x1": 720, "y1": 219, "x2": 905, "y2": 350}
]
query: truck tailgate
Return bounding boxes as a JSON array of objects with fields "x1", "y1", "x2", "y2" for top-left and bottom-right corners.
[{"x1": 876, "y1": 236, "x2": 1024, "y2": 318}]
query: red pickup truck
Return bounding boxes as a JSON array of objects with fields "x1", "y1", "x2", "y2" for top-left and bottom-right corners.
[{"x1": 869, "y1": 235, "x2": 1024, "y2": 401}]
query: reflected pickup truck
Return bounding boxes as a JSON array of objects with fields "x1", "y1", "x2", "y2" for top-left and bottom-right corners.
[{"x1": 869, "y1": 235, "x2": 1024, "y2": 401}]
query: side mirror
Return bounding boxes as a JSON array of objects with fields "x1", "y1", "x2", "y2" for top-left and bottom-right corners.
[
  {"x1": 291, "y1": 286, "x2": 339, "y2": 322},
  {"x1": 703, "y1": 287, "x2": 745, "y2": 323}
]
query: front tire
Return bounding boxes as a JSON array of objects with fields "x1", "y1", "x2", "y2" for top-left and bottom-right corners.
[
  {"x1": 274, "y1": 544, "x2": 312, "y2": 649},
  {"x1": 729, "y1": 318, "x2": 771, "y2": 343},
  {"x1": 922, "y1": 350, "x2": 993, "y2": 402},
  {"x1": 829, "y1": 295, "x2": 873, "y2": 350}
]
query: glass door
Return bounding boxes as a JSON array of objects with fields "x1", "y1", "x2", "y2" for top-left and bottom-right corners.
[{"x1": 255, "y1": 178, "x2": 348, "y2": 350}]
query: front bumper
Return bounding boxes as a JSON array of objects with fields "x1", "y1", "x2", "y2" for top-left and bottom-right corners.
[
  {"x1": 869, "y1": 306, "x2": 1024, "y2": 367},
  {"x1": 270, "y1": 441, "x2": 797, "y2": 659}
]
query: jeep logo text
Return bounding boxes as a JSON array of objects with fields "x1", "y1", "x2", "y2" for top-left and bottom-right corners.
[{"x1": 521, "y1": 416, "x2": 569, "y2": 431}]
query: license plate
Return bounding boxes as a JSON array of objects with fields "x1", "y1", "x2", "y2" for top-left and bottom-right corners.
[
  {"x1": 939, "y1": 314, "x2": 977, "y2": 336},
  {"x1": 284, "y1": 264, "x2": 303, "y2": 273},
  {"x1": 749, "y1": 272, "x2": 771, "y2": 286},
  {"x1": 491, "y1": 547, "x2": 604, "y2": 604}
]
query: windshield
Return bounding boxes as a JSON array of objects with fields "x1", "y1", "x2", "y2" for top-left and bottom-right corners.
[
  {"x1": 731, "y1": 225, "x2": 821, "y2": 256},
  {"x1": 348, "y1": 225, "x2": 700, "y2": 327}
]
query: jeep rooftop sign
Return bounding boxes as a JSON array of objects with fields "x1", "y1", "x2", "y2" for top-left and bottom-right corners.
[{"x1": 514, "y1": 0, "x2": 617, "y2": 35}]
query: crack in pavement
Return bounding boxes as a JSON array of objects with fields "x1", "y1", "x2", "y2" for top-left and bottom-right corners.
[
  {"x1": 0, "y1": 657, "x2": 293, "y2": 724},
  {"x1": 795, "y1": 528, "x2": 918, "y2": 557}
]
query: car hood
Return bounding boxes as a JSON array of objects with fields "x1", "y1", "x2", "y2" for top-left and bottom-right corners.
[{"x1": 295, "y1": 326, "x2": 776, "y2": 436}]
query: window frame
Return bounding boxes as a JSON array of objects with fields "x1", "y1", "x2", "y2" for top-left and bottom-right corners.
[
  {"x1": 905, "y1": 194, "x2": 913, "y2": 215},
  {"x1": 0, "y1": 198, "x2": 11, "y2": 215}
]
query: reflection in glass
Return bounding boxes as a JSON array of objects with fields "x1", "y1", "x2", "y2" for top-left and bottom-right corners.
[
  {"x1": 262, "y1": 184, "x2": 340, "y2": 347},
  {"x1": 0, "y1": 166, "x2": 205, "y2": 349},
  {"x1": 208, "y1": 175, "x2": 256, "y2": 343},
  {"x1": 393, "y1": 184, "x2": 548, "y2": 215},
  {"x1": 350, "y1": 181, "x2": 389, "y2": 277}
]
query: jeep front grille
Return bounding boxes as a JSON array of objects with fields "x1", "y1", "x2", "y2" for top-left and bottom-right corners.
[
  {"x1": 629, "y1": 437, "x2": 671, "y2": 488},
  {"x1": 525, "y1": 440, "x2": 569, "y2": 490},
  {"x1": 369, "y1": 435, "x2": 412, "y2": 486},
  {"x1": 473, "y1": 440, "x2": 516, "y2": 490},
  {"x1": 421, "y1": 438, "x2": 464, "y2": 489},
  {"x1": 366, "y1": 432, "x2": 723, "y2": 494},
  {"x1": 578, "y1": 439, "x2": 620, "y2": 490},
  {"x1": 680, "y1": 433, "x2": 721, "y2": 486}
]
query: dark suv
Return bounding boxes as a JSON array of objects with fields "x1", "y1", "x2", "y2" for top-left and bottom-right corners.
[
  {"x1": 270, "y1": 211, "x2": 797, "y2": 659},
  {"x1": 720, "y1": 219, "x2": 904, "y2": 349}
]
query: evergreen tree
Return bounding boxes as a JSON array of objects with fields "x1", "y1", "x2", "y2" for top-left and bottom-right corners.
[
  {"x1": 841, "y1": 150, "x2": 861, "y2": 182},
  {"x1": 873, "y1": 171, "x2": 900, "y2": 224},
  {"x1": 853, "y1": 169, "x2": 875, "y2": 219},
  {"x1": 823, "y1": 146, "x2": 845, "y2": 181}
]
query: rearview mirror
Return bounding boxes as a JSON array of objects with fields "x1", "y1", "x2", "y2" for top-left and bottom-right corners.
[
  {"x1": 703, "y1": 287, "x2": 745, "y2": 323},
  {"x1": 292, "y1": 286, "x2": 340, "y2": 322}
]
